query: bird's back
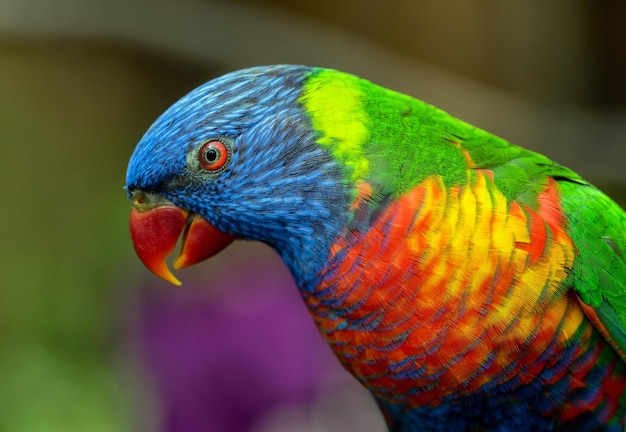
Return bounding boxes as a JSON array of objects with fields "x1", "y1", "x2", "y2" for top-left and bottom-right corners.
[{"x1": 297, "y1": 69, "x2": 626, "y2": 430}]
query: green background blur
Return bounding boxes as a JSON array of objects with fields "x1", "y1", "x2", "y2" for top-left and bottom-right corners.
[{"x1": 1, "y1": 1, "x2": 625, "y2": 431}]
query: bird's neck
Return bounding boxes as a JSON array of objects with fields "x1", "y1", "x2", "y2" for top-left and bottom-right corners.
[{"x1": 277, "y1": 180, "x2": 390, "y2": 292}]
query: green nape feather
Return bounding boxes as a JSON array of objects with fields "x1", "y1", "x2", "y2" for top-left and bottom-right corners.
[
  {"x1": 302, "y1": 68, "x2": 470, "y2": 196},
  {"x1": 301, "y1": 66, "x2": 626, "y2": 360},
  {"x1": 302, "y1": 68, "x2": 581, "y2": 206}
]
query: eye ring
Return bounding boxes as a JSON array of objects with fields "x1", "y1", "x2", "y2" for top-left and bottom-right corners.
[{"x1": 198, "y1": 140, "x2": 229, "y2": 171}]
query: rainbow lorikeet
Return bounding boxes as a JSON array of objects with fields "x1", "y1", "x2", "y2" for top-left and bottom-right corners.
[{"x1": 125, "y1": 65, "x2": 626, "y2": 431}]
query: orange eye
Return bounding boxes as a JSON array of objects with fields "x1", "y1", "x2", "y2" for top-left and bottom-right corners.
[{"x1": 199, "y1": 140, "x2": 228, "y2": 171}]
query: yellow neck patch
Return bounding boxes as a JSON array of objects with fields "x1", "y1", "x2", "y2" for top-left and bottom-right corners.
[{"x1": 300, "y1": 69, "x2": 370, "y2": 183}]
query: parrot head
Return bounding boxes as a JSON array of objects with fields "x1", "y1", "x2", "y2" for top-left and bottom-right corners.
[{"x1": 125, "y1": 65, "x2": 354, "y2": 286}]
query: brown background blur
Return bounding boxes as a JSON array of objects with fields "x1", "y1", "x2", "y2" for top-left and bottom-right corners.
[{"x1": 1, "y1": 1, "x2": 625, "y2": 431}]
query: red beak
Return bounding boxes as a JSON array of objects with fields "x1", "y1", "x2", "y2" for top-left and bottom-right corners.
[{"x1": 129, "y1": 205, "x2": 235, "y2": 285}]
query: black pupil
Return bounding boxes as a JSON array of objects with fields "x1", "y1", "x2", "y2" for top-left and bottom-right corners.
[{"x1": 205, "y1": 147, "x2": 219, "y2": 163}]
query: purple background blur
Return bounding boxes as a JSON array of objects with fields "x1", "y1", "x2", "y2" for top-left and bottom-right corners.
[{"x1": 132, "y1": 243, "x2": 385, "y2": 431}]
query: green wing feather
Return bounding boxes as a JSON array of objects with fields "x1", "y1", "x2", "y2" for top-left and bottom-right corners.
[{"x1": 559, "y1": 181, "x2": 626, "y2": 358}]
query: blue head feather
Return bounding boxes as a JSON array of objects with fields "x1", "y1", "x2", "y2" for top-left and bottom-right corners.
[{"x1": 126, "y1": 65, "x2": 353, "y2": 289}]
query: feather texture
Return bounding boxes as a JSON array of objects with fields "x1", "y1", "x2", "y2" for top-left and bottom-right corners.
[{"x1": 126, "y1": 65, "x2": 626, "y2": 431}]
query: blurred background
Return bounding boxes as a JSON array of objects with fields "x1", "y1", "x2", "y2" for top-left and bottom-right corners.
[{"x1": 1, "y1": 1, "x2": 625, "y2": 431}]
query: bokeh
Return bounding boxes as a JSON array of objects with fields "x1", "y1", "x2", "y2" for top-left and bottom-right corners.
[{"x1": 1, "y1": 1, "x2": 625, "y2": 431}]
